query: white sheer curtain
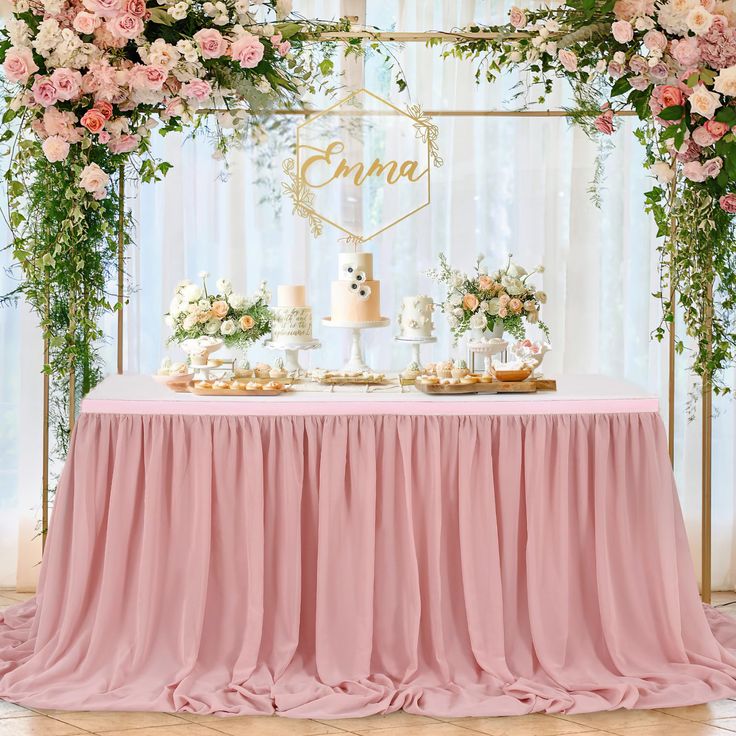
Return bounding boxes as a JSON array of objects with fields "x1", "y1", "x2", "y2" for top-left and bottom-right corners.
[{"x1": 2, "y1": 0, "x2": 735, "y2": 590}]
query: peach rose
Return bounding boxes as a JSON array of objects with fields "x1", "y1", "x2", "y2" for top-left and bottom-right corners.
[
  {"x1": 211, "y1": 300, "x2": 229, "y2": 319},
  {"x1": 239, "y1": 315, "x2": 255, "y2": 330},
  {"x1": 94, "y1": 99, "x2": 113, "y2": 119},
  {"x1": 478, "y1": 275, "x2": 493, "y2": 290},
  {"x1": 80, "y1": 108, "x2": 106, "y2": 133},
  {"x1": 462, "y1": 293, "x2": 479, "y2": 311},
  {"x1": 509, "y1": 298, "x2": 523, "y2": 314}
]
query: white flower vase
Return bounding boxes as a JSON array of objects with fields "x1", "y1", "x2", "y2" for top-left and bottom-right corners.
[{"x1": 492, "y1": 319, "x2": 504, "y2": 339}]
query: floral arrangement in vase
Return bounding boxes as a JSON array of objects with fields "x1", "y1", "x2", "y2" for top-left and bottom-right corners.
[
  {"x1": 428, "y1": 253, "x2": 549, "y2": 341},
  {"x1": 165, "y1": 271, "x2": 271, "y2": 348}
]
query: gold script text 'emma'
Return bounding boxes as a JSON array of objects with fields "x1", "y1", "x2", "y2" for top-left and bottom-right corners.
[{"x1": 298, "y1": 141, "x2": 428, "y2": 188}]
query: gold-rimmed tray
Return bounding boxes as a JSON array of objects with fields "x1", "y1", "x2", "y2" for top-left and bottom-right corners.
[{"x1": 415, "y1": 378, "x2": 556, "y2": 395}]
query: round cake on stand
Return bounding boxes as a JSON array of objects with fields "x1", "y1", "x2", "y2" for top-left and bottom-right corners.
[
  {"x1": 322, "y1": 251, "x2": 389, "y2": 373},
  {"x1": 395, "y1": 295, "x2": 436, "y2": 370},
  {"x1": 265, "y1": 284, "x2": 320, "y2": 373}
]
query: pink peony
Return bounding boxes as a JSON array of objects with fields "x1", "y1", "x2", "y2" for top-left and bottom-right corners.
[
  {"x1": 50, "y1": 68, "x2": 82, "y2": 101},
  {"x1": 41, "y1": 135, "x2": 70, "y2": 162},
  {"x1": 612, "y1": 20, "x2": 634, "y2": 43},
  {"x1": 698, "y1": 22, "x2": 736, "y2": 69},
  {"x1": 128, "y1": 64, "x2": 167, "y2": 91},
  {"x1": 671, "y1": 37, "x2": 702, "y2": 68},
  {"x1": 643, "y1": 29, "x2": 667, "y2": 51},
  {"x1": 80, "y1": 108, "x2": 106, "y2": 133},
  {"x1": 180, "y1": 79, "x2": 211, "y2": 100},
  {"x1": 193, "y1": 28, "x2": 227, "y2": 58},
  {"x1": 107, "y1": 133, "x2": 139, "y2": 153},
  {"x1": 107, "y1": 13, "x2": 144, "y2": 39},
  {"x1": 125, "y1": 0, "x2": 146, "y2": 15},
  {"x1": 719, "y1": 193, "x2": 736, "y2": 212},
  {"x1": 72, "y1": 10, "x2": 101, "y2": 33},
  {"x1": 558, "y1": 49, "x2": 578, "y2": 72},
  {"x1": 32, "y1": 77, "x2": 58, "y2": 107},
  {"x1": 82, "y1": 0, "x2": 122, "y2": 18},
  {"x1": 702, "y1": 156, "x2": 724, "y2": 177},
  {"x1": 3, "y1": 47, "x2": 39, "y2": 84},
  {"x1": 230, "y1": 34, "x2": 265, "y2": 68},
  {"x1": 594, "y1": 109, "x2": 615, "y2": 135}
]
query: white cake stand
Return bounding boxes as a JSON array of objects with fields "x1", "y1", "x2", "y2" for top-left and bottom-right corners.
[
  {"x1": 322, "y1": 317, "x2": 390, "y2": 373},
  {"x1": 394, "y1": 335, "x2": 436, "y2": 370},
  {"x1": 467, "y1": 337, "x2": 508, "y2": 375},
  {"x1": 264, "y1": 338, "x2": 321, "y2": 374}
]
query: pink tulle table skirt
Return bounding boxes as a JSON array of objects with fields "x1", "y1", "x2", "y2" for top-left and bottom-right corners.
[{"x1": 3, "y1": 390, "x2": 736, "y2": 717}]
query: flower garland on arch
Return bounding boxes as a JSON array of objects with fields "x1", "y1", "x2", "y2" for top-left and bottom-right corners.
[{"x1": 447, "y1": 0, "x2": 736, "y2": 396}]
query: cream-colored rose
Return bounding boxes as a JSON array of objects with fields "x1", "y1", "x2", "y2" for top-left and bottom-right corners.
[
  {"x1": 204, "y1": 319, "x2": 221, "y2": 335},
  {"x1": 211, "y1": 300, "x2": 229, "y2": 319},
  {"x1": 182, "y1": 283, "x2": 202, "y2": 302},
  {"x1": 79, "y1": 162, "x2": 109, "y2": 195},
  {"x1": 239, "y1": 314, "x2": 255, "y2": 330},
  {"x1": 651, "y1": 160, "x2": 676, "y2": 183},
  {"x1": 687, "y1": 6, "x2": 713, "y2": 33},
  {"x1": 183, "y1": 314, "x2": 198, "y2": 330},
  {"x1": 714, "y1": 65, "x2": 736, "y2": 97},
  {"x1": 220, "y1": 319, "x2": 236, "y2": 336},
  {"x1": 689, "y1": 83, "x2": 721, "y2": 119}
]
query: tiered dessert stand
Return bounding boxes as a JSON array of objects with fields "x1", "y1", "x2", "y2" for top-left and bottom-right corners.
[
  {"x1": 394, "y1": 335, "x2": 436, "y2": 370},
  {"x1": 467, "y1": 336, "x2": 508, "y2": 375},
  {"x1": 322, "y1": 317, "x2": 390, "y2": 373},
  {"x1": 264, "y1": 338, "x2": 321, "y2": 374}
]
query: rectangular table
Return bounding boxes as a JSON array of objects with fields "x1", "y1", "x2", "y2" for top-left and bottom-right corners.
[{"x1": 2, "y1": 373, "x2": 736, "y2": 718}]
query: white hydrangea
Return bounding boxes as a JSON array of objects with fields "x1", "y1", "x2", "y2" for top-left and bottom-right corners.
[
  {"x1": 176, "y1": 39, "x2": 199, "y2": 63},
  {"x1": 33, "y1": 18, "x2": 62, "y2": 58},
  {"x1": 6, "y1": 19, "x2": 31, "y2": 48},
  {"x1": 43, "y1": 0, "x2": 65, "y2": 15},
  {"x1": 657, "y1": 0, "x2": 697, "y2": 35}
]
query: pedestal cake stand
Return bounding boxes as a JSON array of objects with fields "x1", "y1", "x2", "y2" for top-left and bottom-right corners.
[
  {"x1": 265, "y1": 339, "x2": 321, "y2": 374},
  {"x1": 467, "y1": 337, "x2": 508, "y2": 375},
  {"x1": 394, "y1": 336, "x2": 436, "y2": 370},
  {"x1": 322, "y1": 317, "x2": 390, "y2": 373}
]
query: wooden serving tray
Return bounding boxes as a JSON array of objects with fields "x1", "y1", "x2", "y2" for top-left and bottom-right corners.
[
  {"x1": 313, "y1": 376, "x2": 389, "y2": 386},
  {"x1": 415, "y1": 378, "x2": 557, "y2": 395},
  {"x1": 188, "y1": 385, "x2": 285, "y2": 397}
]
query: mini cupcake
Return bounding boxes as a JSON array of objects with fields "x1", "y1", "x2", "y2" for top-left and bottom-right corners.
[
  {"x1": 436, "y1": 361, "x2": 453, "y2": 379},
  {"x1": 234, "y1": 360, "x2": 253, "y2": 379},
  {"x1": 254, "y1": 363, "x2": 271, "y2": 379},
  {"x1": 270, "y1": 358, "x2": 287, "y2": 379},
  {"x1": 401, "y1": 361, "x2": 421, "y2": 381},
  {"x1": 452, "y1": 359, "x2": 470, "y2": 379}
]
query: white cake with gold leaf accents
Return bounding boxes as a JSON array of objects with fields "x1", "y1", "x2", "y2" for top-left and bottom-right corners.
[
  {"x1": 330, "y1": 252, "x2": 382, "y2": 322},
  {"x1": 271, "y1": 285, "x2": 313, "y2": 345}
]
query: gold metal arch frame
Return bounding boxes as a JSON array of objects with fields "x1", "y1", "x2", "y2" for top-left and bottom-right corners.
[{"x1": 39, "y1": 29, "x2": 711, "y2": 604}]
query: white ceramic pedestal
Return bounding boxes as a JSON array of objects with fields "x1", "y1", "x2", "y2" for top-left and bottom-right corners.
[
  {"x1": 322, "y1": 317, "x2": 390, "y2": 373},
  {"x1": 467, "y1": 338, "x2": 508, "y2": 375},
  {"x1": 264, "y1": 339, "x2": 321, "y2": 374},
  {"x1": 394, "y1": 336, "x2": 436, "y2": 371}
]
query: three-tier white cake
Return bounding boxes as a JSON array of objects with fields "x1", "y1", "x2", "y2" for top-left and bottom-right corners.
[
  {"x1": 271, "y1": 285, "x2": 313, "y2": 345},
  {"x1": 398, "y1": 295, "x2": 435, "y2": 339},
  {"x1": 330, "y1": 252, "x2": 382, "y2": 323}
]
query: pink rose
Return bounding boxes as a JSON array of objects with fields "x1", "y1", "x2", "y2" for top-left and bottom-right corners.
[
  {"x1": 32, "y1": 77, "x2": 58, "y2": 107},
  {"x1": 161, "y1": 96, "x2": 184, "y2": 119},
  {"x1": 41, "y1": 135, "x2": 70, "y2": 162},
  {"x1": 278, "y1": 40, "x2": 291, "y2": 56},
  {"x1": 80, "y1": 108, "x2": 106, "y2": 133},
  {"x1": 629, "y1": 55, "x2": 648, "y2": 74},
  {"x1": 498, "y1": 307, "x2": 508, "y2": 319},
  {"x1": 98, "y1": 130, "x2": 111, "y2": 143},
  {"x1": 612, "y1": 20, "x2": 634, "y2": 43},
  {"x1": 658, "y1": 85, "x2": 685, "y2": 108},
  {"x1": 462, "y1": 293, "x2": 479, "y2": 311},
  {"x1": 705, "y1": 119, "x2": 729, "y2": 139},
  {"x1": 79, "y1": 162, "x2": 110, "y2": 195},
  {"x1": 509, "y1": 6, "x2": 527, "y2": 28},
  {"x1": 211, "y1": 300, "x2": 229, "y2": 319},
  {"x1": 129, "y1": 64, "x2": 167, "y2": 90},
  {"x1": 558, "y1": 49, "x2": 578, "y2": 72},
  {"x1": 3, "y1": 47, "x2": 39, "y2": 84},
  {"x1": 643, "y1": 30, "x2": 667, "y2": 51},
  {"x1": 719, "y1": 193, "x2": 736, "y2": 212},
  {"x1": 683, "y1": 160, "x2": 707, "y2": 182},
  {"x1": 594, "y1": 109, "x2": 615, "y2": 135},
  {"x1": 108, "y1": 13, "x2": 144, "y2": 39},
  {"x1": 498, "y1": 294, "x2": 510, "y2": 306},
  {"x1": 107, "y1": 133, "x2": 139, "y2": 153},
  {"x1": 125, "y1": 0, "x2": 146, "y2": 16},
  {"x1": 50, "y1": 68, "x2": 82, "y2": 101},
  {"x1": 270, "y1": 33, "x2": 282, "y2": 45},
  {"x1": 193, "y1": 28, "x2": 227, "y2": 58},
  {"x1": 630, "y1": 75, "x2": 651, "y2": 90},
  {"x1": 649, "y1": 62, "x2": 669, "y2": 80},
  {"x1": 692, "y1": 126, "x2": 717, "y2": 146},
  {"x1": 702, "y1": 156, "x2": 723, "y2": 178},
  {"x1": 83, "y1": 0, "x2": 122, "y2": 17},
  {"x1": 94, "y1": 99, "x2": 113, "y2": 119},
  {"x1": 230, "y1": 34, "x2": 265, "y2": 68},
  {"x1": 672, "y1": 38, "x2": 702, "y2": 68},
  {"x1": 72, "y1": 11, "x2": 101, "y2": 33},
  {"x1": 180, "y1": 79, "x2": 211, "y2": 100},
  {"x1": 608, "y1": 61, "x2": 624, "y2": 78},
  {"x1": 43, "y1": 107, "x2": 81, "y2": 142}
]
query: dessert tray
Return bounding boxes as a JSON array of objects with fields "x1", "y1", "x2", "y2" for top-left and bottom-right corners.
[
  {"x1": 415, "y1": 375, "x2": 557, "y2": 395},
  {"x1": 186, "y1": 380, "x2": 289, "y2": 396},
  {"x1": 311, "y1": 370, "x2": 389, "y2": 386}
]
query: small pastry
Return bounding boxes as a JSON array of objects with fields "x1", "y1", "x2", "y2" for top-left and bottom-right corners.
[
  {"x1": 264, "y1": 380, "x2": 283, "y2": 391},
  {"x1": 401, "y1": 361, "x2": 421, "y2": 380},
  {"x1": 270, "y1": 358, "x2": 287, "y2": 379},
  {"x1": 232, "y1": 380, "x2": 249, "y2": 391},
  {"x1": 194, "y1": 380, "x2": 213, "y2": 389},
  {"x1": 480, "y1": 374, "x2": 495, "y2": 383},
  {"x1": 213, "y1": 379, "x2": 231, "y2": 389},
  {"x1": 170, "y1": 362, "x2": 188, "y2": 375},
  {"x1": 452, "y1": 360, "x2": 470, "y2": 379},
  {"x1": 461, "y1": 375, "x2": 480, "y2": 384},
  {"x1": 254, "y1": 363, "x2": 270, "y2": 379},
  {"x1": 234, "y1": 360, "x2": 253, "y2": 378},
  {"x1": 436, "y1": 361, "x2": 452, "y2": 379},
  {"x1": 246, "y1": 381, "x2": 263, "y2": 391},
  {"x1": 420, "y1": 375, "x2": 439, "y2": 385}
]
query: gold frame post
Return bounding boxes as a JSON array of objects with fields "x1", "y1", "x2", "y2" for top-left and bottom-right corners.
[
  {"x1": 117, "y1": 165, "x2": 125, "y2": 375},
  {"x1": 702, "y1": 275, "x2": 714, "y2": 604}
]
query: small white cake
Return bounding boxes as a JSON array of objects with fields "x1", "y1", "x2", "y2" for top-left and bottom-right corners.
[
  {"x1": 330, "y1": 251, "x2": 382, "y2": 323},
  {"x1": 271, "y1": 284, "x2": 313, "y2": 345},
  {"x1": 398, "y1": 295, "x2": 434, "y2": 339}
]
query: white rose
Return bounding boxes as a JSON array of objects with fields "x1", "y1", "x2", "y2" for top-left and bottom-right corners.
[
  {"x1": 507, "y1": 262, "x2": 528, "y2": 278},
  {"x1": 183, "y1": 284, "x2": 203, "y2": 302},
  {"x1": 220, "y1": 319, "x2": 236, "y2": 335},
  {"x1": 169, "y1": 1, "x2": 189, "y2": 19},
  {"x1": 487, "y1": 297, "x2": 500, "y2": 316},
  {"x1": 449, "y1": 292, "x2": 463, "y2": 306},
  {"x1": 453, "y1": 307, "x2": 464, "y2": 318},
  {"x1": 689, "y1": 83, "x2": 721, "y2": 119},
  {"x1": 687, "y1": 6, "x2": 713, "y2": 34},
  {"x1": 204, "y1": 319, "x2": 221, "y2": 335},
  {"x1": 651, "y1": 160, "x2": 675, "y2": 184},
  {"x1": 183, "y1": 314, "x2": 198, "y2": 330},
  {"x1": 216, "y1": 278, "x2": 232, "y2": 295},
  {"x1": 469, "y1": 312, "x2": 486, "y2": 330},
  {"x1": 714, "y1": 65, "x2": 736, "y2": 97},
  {"x1": 509, "y1": 51, "x2": 523, "y2": 62},
  {"x1": 228, "y1": 292, "x2": 247, "y2": 309}
]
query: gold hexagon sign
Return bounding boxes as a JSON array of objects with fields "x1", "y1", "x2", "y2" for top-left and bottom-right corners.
[{"x1": 283, "y1": 89, "x2": 442, "y2": 244}]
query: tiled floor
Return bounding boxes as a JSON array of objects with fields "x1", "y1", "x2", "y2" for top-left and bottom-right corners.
[{"x1": 2, "y1": 590, "x2": 736, "y2": 736}]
